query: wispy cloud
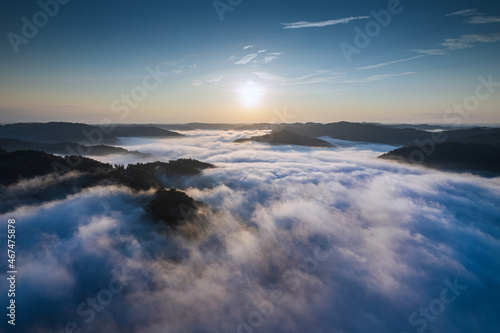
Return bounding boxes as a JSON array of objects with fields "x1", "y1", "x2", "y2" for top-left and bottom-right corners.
[
  {"x1": 253, "y1": 72, "x2": 285, "y2": 81},
  {"x1": 345, "y1": 72, "x2": 415, "y2": 83},
  {"x1": 411, "y1": 33, "x2": 500, "y2": 56},
  {"x1": 357, "y1": 55, "x2": 424, "y2": 70},
  {"x1": 468, "y1": 15, "x2": 500, "y2": 24},
  {"x1": 243, "y1": 44, "x2": 256, "y2": 50},
  {"x1": 253, "y1": 70, "x2": 343, "y2": 86},
  {"x1": 412, "y1": 49, "x2": 447, "y2": 56},
  {"x1": 234, "y1": 51, "x2": 282, "y2": 65},
  {"x1": 191, "y1": 75, "x2": 224, "y2": 87},
  {"x1": 441, "y1": 33, "x2": 500, "y2": 50},
  {"x1": 446, "y1": 8, "x2": 500, "y2": 24},
  {"x1": 235, "y1": 54, "x2": 259, "y2": 65},
  {"x1": 282, "y1": 16, "x2": 369, "y2": 29},
  {"x1": 263, "y1": 52, "x2": 282, "y2": 64},
  {"x1": 446, "y1": 8, "x2": 479, "y2": 17},
  {"x1": 206, "y1": 76, "x2": 224, "y2": 85}
]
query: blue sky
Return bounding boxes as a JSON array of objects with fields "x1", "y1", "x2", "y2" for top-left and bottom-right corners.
[{"x1": 1, "y1": 0, "x2": 499, "y2": 123}]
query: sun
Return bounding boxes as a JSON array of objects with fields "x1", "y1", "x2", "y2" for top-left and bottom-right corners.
[{"x1": 239, "y1": 82, "x2": 264, "y2": 108}]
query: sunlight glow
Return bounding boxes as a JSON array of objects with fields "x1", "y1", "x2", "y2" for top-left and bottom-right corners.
[{"x1": 239, "y1": 82, "x2": 264, "y2": 108}]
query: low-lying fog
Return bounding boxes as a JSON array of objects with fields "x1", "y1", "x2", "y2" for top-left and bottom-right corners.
[{"x1": 2, "y1": 130, "x2": 499, "y2": 333}]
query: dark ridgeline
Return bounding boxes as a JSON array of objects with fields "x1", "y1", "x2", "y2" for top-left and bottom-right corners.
[
  {"x1": 233, "y1": 122, "x2": 500, "y2": 175},
  {"x1": 111, "y1": 159, "x2": 215, "y2": 191},
  {"x1": 234, "y1": 129, "x2": 334, "y2": 147},
  {"x1": 0, "y1": 149, "x2": 214, "y2": 231},
  {"x1": 380, "y1": 143, "x2": 500, "y2": 175},
  {"x1": 0, "y1": 149, "x2": 213, "y2": 189},
  {"x1": 277, "y1": 122, "x2": 431, "y2": 145},
  {"x1": 0, "y1": 149, "x2": 113, "y2": 186},
  {"x1": 1, "y1": 121, "x2": 500, "y2": 179},
  {"x1": 377, "y1": 127, "x2": 500, "y2": 175},
  {"x1": 0, "y1": 138, "x2": 151, "y2": 157},
  {"x1": 0, "y1": 122, "x2": 183, "y2": 144}
]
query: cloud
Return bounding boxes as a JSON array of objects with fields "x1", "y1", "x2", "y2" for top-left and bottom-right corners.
[
  {"x1": 446, "y1": 8, "x2": 479, "y2": 17},
  {"x1": 243, "y1": 45, "x2": 256, "y2": 50},
  {"x1": 234, "y1": 51, "x2": 282, "y2": 65},
  {"x1": 282, "y1": 16, "x2": 370, "y2": 29},
  {"x1": 206, "y1": 76, "x2": 224, "y2": 85},
  {"x1": 252, "y1": 70, "x2": 343, "y2": 86},
  {"x1": 235, "y1": 53, "x2": 259, "y2": 65},
  {"x1": 446, "y1": 8, "x2": 500, "y2": 24},
  {"x1": 253, "y1": 72, "x2": 285, "y2": 81},
  {"x1": 467, "y1": 15, "x2": 500, "y2": 24},
  {"x1": 357, "y1": 55, "x2": 424, "y2": 70},
  {"x1": 285, "y1": 70, "x2": 343, "y2": 85},
  {"x1": 344, "y1": 72, "x2": 416, "y2": 83},
  {"x1": 263, "y1": 52, "x2": 282, "y2": 64},
  {"x1": 191, "y1": 80, "x2": 203, "y2": 87},
  {"x1": 412, "y1": 48, "x2": 447, "y2": 56},
  {"x1": 411, "y1": 33, "x2": 500, "y2": 57},
  {"x1": 441, "y1": 33, "x2": 500, "y2": 50},
  {"x1": 4, "y1": 131, "x2": 500, "y2": 333}
]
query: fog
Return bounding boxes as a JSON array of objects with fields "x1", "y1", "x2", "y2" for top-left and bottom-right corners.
[{"x1": 1, "y1": 131, "x2": 499, "y2": 333}]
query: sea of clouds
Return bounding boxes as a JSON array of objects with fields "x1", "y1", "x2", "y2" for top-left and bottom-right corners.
[{"x1": 1, "y1": 130, "x2": 499, "y2": 333}]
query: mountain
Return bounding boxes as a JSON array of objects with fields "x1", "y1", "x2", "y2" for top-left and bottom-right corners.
[
  {"x1": 0, "y1": 150, "x2": 215, "y2": 222},
  {"x1": 0, "y1": 122, "x2": 183, "y2": 144},
  {"x1": 156, "y1": 124, "x2": 196, "y2": 131},
  {"x1": 0, "y1": 138, "x2": 151, "y2": 157},
  {"x1": 379, "y1": 143, "x2": 500, "y2": 175},
  {"x1": 235, "y1": 123, "x2": 280, "y2": 130},
  {"x1": 278, "y1": 122, "x2": 431, "y2": 145},
  {"x1": 0, "y1": 150, "x2": 113, "y2": 186},
  {"x1": 147, "y1": 189, "x2": 200, "y2": 228},
  {"x1": 0, "y1": 149, "x2": 214, "y2": 188},
  {"x1": 442, "y1": 127, "x2": 500, "y2": 145},
  {"x1": 110, "y1": 159, "x2": 215, "y2": 191},
  {"x1": 113, "y1": 125, "x2": 183, "y2": 137},
  {"x1": 186, "y1": 123, "x2": 243, "y2": 130},
  {"x1": 234, "y1": 129, "x2": 334, "y2": 147},
  {"x1": 383, "y1": 124, "x2": 463, "y2": 131}
]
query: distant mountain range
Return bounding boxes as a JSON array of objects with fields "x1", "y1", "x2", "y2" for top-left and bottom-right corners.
[
  {"x1": 231, "y1": 121, "x2": 500, "y2": 146},
  {"x1": 278, "y1": 122, "x2": 432, "y2": 146},
  {"x1": 380, "y1": 143, "x2": 500, "y2": 175},
  {"x1": 1, "y1": 121, "x2": 499, "y2": 176},
  {"x1": 0, "y1": 138, "x2": 151, "y2": 157},
  {"x1": 234, "y1": 129, "x2": 334, "y2": 147},
  {"x1": 0, "y1": 122, "x2": 183, "y2": 144}
]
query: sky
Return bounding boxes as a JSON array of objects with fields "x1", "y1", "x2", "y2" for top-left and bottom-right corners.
[{"x1": 1, "y1": 0, "x2": 500, "y2": 124}]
